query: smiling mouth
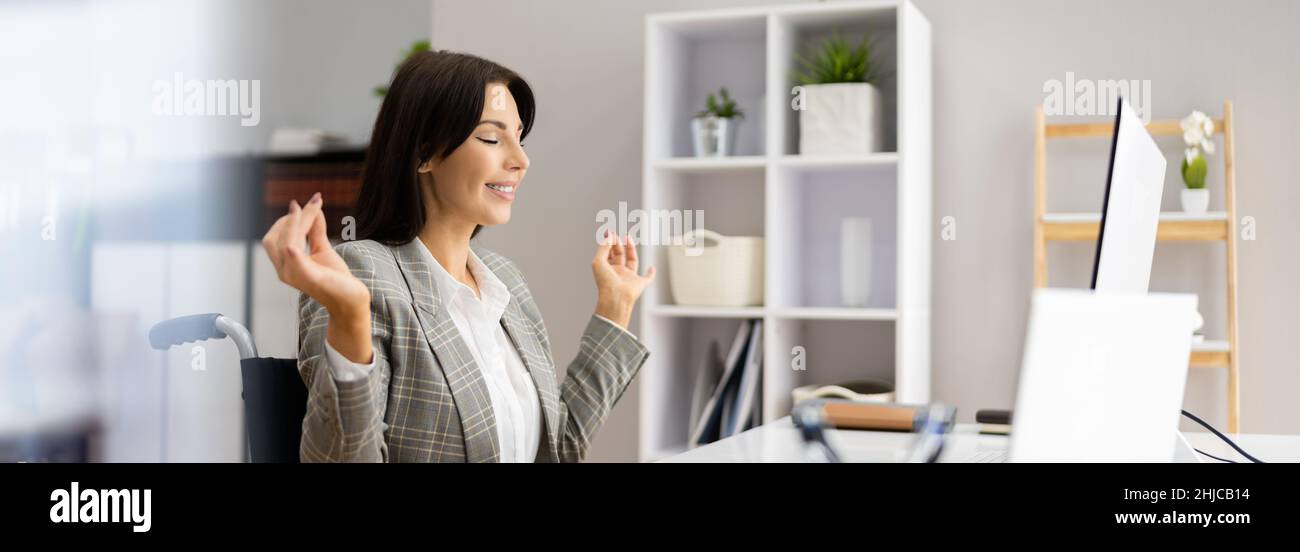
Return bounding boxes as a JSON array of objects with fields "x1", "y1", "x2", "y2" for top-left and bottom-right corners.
[{"x1": 485, "y1": 183, "x2": 515, "y2": 193}]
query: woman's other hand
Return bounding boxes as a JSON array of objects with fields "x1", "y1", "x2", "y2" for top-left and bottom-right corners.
[{"x1": 591, "y1": 229, "x2": 656, "y2": 329}]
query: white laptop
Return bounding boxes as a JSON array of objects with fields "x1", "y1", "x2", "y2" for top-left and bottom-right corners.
[{"x1": 1009, "y1": 289, "x2": 1198, "y2": 462}]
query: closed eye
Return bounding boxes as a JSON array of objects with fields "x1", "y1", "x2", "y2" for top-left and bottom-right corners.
[{"x1": 479, "y1": 137, "x2": 525, "y2": 148}]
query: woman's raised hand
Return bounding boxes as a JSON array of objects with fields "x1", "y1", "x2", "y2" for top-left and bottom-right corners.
[
  {"x1": 591, "y1": 229, "x2": 656, "y2": 329},
  {"x1": 262, "y1": 193, "x2": 369, "y2": 315},
  {"x1": 262, "y1": 193, "x2": 373, "y2": 363}
]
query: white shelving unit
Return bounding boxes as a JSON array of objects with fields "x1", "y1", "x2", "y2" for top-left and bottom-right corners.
[{"x1": 639, "y1": 0, "x2": 931, "y2": 462}]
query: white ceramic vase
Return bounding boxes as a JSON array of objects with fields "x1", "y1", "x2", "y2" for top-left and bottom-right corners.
[{"x1": 840, "y1": 217, "x2": 873, "y2": 307}]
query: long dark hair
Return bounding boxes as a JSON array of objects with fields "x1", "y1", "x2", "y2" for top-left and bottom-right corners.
[{"x1": 356, "y1": 50, "x2": 536, "y2": 245}]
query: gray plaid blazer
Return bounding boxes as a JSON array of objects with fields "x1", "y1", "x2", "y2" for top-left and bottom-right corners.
[{"x1": 296, "y1": 239, "x2": 650, "y2": 462}]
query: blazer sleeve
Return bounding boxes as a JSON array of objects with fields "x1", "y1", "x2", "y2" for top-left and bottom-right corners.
[
  {"x1": 553, "y1": 313, "x2": 651, "y2": 462},
  {"x1": 296, "y1": 242, "x2": 392, "y2": 463}
]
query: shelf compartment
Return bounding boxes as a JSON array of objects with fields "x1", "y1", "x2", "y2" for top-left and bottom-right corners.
[
  {"x1": 645, "y1": 169, "x2": 765, "y2": 308},
  {"x1": 638, "y1": 315, "x2": 763, "y2": 461},
  {"x1": 768, "y1": 164, "x2": 897, "y2": 310},
  {"x1": 645, "y1": 13, "x2": 767, "y2": 160},
  {"x1": 768, "y1": 4, "x2": 899, "y2": 156},
  {"x1": 762, "y1": 318, "x2": 896, "y2": 423}
]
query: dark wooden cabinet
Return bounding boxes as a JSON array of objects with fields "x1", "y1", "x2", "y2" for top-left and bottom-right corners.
[{"x1": 261, "y1": 149, "x2": 365, "y2": 239}]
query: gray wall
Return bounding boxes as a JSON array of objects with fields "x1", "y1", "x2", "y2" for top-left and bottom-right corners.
[
  {"x1": 207, "y1": 0, "x2": 433, "y2": 152},
  {"x1": 431, "y1": 0, "x2": 1300, "y2": 461},
  {"x1": 119, "y1": 0, "x2": 434, "y2": 157}
]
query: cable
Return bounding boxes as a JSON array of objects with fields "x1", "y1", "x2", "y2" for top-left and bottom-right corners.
[
  {"x1": 1181, "y1": 409, "x2": 1265, "y2": 463},
  {"x1": 1194, "y1": 448, "x2": 1237, "y2": 463}
]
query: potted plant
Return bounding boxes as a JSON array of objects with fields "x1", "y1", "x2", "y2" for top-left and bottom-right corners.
[
  {"x1": 1179, "y1": 110, "x2": 1215, "y2": 214},
  {"x1": 793, "y1": 31, "x2": 888, "y2": 155},
  {"x1": 692, "y1": 87, "x2": 744, "y2": 157}
]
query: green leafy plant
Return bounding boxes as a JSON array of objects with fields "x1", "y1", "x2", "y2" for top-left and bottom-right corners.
[
  {"x1": 792, "y1": 31, "x2": 886, "y2": 85},
  {"x1": 373, "y1": 39, "x2": 431, "y2": 97},
  {"x1": 696, "y1": 87, "x2": 744, "y2": 119}
]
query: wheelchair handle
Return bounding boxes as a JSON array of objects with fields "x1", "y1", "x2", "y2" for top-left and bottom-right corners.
[{"x1": 149, "y1": 313, "x2": 258, "y2": 360}]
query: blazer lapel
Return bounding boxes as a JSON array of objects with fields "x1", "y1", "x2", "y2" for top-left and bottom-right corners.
[
  {"x1": 499, "y1": 295, "x2": 561, "y2": 461},
  {"x1": 390, "y1": 240, "x2": 500, "y2": 463}
]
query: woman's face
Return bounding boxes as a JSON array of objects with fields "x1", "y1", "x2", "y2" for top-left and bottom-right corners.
[{"x1": 418, "y1": 82, "x2": 530, "y2": 229}]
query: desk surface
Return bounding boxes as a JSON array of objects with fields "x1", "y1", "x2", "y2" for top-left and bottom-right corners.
[{"x1": 663, "y1": 417, "x2": 1300, "y2": 463}]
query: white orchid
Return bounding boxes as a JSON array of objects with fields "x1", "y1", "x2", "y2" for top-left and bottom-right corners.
[
  {"x1": 1180, "y1": 111, "x2": 1215, "y2": 190},
  {"x1": 1180, "y1": 110, "x2": 1216, "y2": 157}
]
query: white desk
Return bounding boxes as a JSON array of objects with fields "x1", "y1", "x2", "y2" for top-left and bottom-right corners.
[{"x1": 662, "y1": 417, "x2": 1300, "y2": 463}]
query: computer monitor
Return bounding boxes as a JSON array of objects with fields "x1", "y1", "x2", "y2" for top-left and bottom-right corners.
[{"x1": 1090, "y1": 97, "x2": 1167, "y2": 292}]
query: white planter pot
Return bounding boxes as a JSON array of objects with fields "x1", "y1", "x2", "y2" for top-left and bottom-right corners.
[
  {"x1": 1181, "y1": 188, "x2": 1209, "y2": 215},
  {"x1": 799, "y1": 82, "x2": 884, "y2": 155}
]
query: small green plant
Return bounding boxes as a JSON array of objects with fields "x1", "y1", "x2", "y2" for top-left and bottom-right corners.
[
  {"x1": 696, "y1": 87, "x2": 744, "y2": 119},
  {"x1": 1182, "y1": 155, "x2": 1207, "y2": 190},
  {"x1": 792, "y1": 31, "x2": 886, "y2": 85},
  {"x1": 374, "y1": 39, "x2": 431, "y2": 97}
]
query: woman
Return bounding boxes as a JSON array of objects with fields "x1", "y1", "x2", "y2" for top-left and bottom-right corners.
[{"x1": 261, "y1": 51, "x2": 655, "y2": 462}]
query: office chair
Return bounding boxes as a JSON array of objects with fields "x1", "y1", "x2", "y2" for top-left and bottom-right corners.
[{"x1": 148, "y1": 314, "x2": 306, "y2": 463}]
